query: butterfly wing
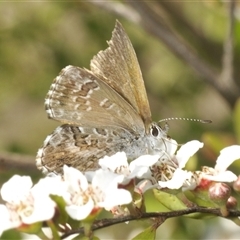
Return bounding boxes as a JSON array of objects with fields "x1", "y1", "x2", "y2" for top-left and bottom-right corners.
[
  {"x1": 90, "y1": 20, "x2": 152, "y2": 128},
  {"x1": 45, "y1": 65, "x2": 145, "y2": 134},
  {"x1": 36, "y1": 124, "x2": 140, "y2": 174}
]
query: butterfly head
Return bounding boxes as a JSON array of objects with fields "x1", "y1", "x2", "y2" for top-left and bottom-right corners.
[{"x1": 145, "y1": 122, "x2": 172, "y2": 155}]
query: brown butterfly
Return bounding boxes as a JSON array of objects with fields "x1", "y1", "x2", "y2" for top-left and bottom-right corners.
[{"x1": 36, "y1": 21, "x2": 168, "y2": 174}]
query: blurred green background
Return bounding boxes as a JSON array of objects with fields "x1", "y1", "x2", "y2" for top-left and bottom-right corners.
[{"x1": 0, "y1": 1, "x2": 240, "y2": 239}]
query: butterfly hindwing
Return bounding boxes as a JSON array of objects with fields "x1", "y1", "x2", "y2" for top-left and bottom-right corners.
[{"x1": 36, "y1": 124, "x2": 143, "y2": 174}]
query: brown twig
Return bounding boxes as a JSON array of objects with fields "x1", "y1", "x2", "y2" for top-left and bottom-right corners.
[
  {"x1": 220, "y1": 0, "x2": 237, "y2": 93},
  {"x1": 0, "y1": 152, "x2": 38, "y2": 173},
  {"x1": 60, "y1": 207, "x2": 240, "y2": 239}
]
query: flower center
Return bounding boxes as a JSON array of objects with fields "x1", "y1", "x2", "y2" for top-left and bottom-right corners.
[
  {"x1": 151, "y1": 156, "x2": 178, "y2": 182},
  {"x1": 87, "y1": 185, "x2": 104, "y2": 205}
]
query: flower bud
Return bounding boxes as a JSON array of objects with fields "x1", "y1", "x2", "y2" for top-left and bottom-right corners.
[
  {"x1": 226, "y1": 196, "x2": 238, "y2": 210},
  {"x1": 209, "y1": 183, "x2": 231, "y2": 217},
  {"x1": 208, "y1": 183, "x2": 231, "y2": 204}
]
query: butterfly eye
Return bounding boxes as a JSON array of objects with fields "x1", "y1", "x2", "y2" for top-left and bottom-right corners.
[{"x1": 151, "y1": 125, "x2": 160, "y2": 137}]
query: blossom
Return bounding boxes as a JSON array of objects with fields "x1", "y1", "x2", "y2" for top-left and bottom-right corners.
[
  {"x1": 198, "y1": 145, "x2": 240, "y2": 183},
  {"x1": 91, "y1": 169, "x2": 132, "y2": 210},
  {"x1": 62, "y1": 165, "x2": 132, "y2": 220},
  {"x1": 0, "y1": 175, "x2": 57, "y2": 235},
  {"x1": 97, "y1": 140, "x2": 204, "y2": 192},
  {"x1": 152, "y1": 140, "x2": 204, "y2": 190},
  {"x1": 98, "y1": 152, "x2": 160, "y2": 185}
]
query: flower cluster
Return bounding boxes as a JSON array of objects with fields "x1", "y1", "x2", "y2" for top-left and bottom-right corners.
[
  {"x1": 1, "y1": 141, "x2": 240, "y2": 238},
  {"x1": 0, "y1": 166, "x2": 132, "y2": 236}
]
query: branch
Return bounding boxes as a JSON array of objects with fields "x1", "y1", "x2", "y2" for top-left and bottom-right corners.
[
  {"x1": 60, "y1": 207, "x2": 240, "y2": 239},
  {"x1": 89, "y1": 1, "x2": 240, "y2": 107},
  {"x1": 0, "y1": 152, "x2": 38, "y2": 173},
  {"x1": 88, "y1": 1, "x2": 140, "y2": 24},
  {"x1": 220, "y1": 0, "x2": 237, "y2": 93}
]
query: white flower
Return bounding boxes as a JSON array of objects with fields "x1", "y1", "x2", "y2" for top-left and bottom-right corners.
[
  {"x1": 0, "y1": 175, "x2": 57, "y2": 236},
  {"x1": 98, "y1": 152, "x2": 160, "y2": 184},
  {"x1": 63, "y1": 166, "x2": 132, "y2": 220},
  {"x1": 92, "y1": 169, "x2": 132, "y2": 210},
  {"x1": 199, "y1": 145, "x2": 240, "y2": 182},
  {"x1": 63, "y1": 166, "x2": 93, "y2": 220},
  {"x1": 155, "y1": 140, "x2": 204, "y2": 190},
  {"x1": 98, "y1": 141, "x2": 203, "y2": 191}
]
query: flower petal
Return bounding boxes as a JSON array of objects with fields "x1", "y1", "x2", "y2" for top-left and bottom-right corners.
[
  {"x1": 22, "y1": 196, "x2": 56, "y2": 224},
  {"x1": 130, "y1": 155, "x2": 159, "y2": 168},
  {"x1": 63, "y1": 165, "x2": 88, "y2": 191},
  {"x1": 65, "y1": 199, "x2": 94, "y2": 220},
  {"x1": 99, "y1": 188, "x2": 132, "y2": 211},
  {"x1": 91, "y1": 169, "x2": 132, "y2": 210},
  {"x1": 99, "y1": 152, "x2": 128, "y2": 171},
  {"x1": 92, "y1": 169, "x2": 123, "y2": 189},
  {"x1": 1, "y1": 175, "x2": 32, "y2": 203},
  {"x1": 176, "y1": 140, "x2": 204, "y2": 169},
  {"x1": 0, "y1": 204, "x2": 20, "y2": 236},
  {"x1": 158, "y1": 169, "x2": 192, "y2": 189},
  {"x1": 32, "y1": 176, "x2": 66, "y2": 197},
  {"x1": 204, "y1": 170, "x2": 237, "y2": 182},
  {"x1": 129, "y1": 155, "x2": 160, "y2": 178},
  {"x1": 215, "y1": 145, "x2": 240, "y2": 172}
]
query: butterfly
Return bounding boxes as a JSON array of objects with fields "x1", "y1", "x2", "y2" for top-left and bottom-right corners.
[{"x1": 36, "y1": 20, "x2": 169, "y2": 175}]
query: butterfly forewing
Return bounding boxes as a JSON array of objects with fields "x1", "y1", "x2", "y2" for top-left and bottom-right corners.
[
  {"x1": 45, "y1": 66, "x2": 145, "y2": 134},
  {"x1": 90, "y1": 21, "x2": 152, "y2": 127}
]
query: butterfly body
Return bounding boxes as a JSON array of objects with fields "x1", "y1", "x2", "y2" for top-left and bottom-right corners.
[{"x1": 36, "y1": 21, "x2": 168, "y2": 174}]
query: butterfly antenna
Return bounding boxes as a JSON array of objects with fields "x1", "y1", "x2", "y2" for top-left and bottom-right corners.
[{"x1": 158, "y1": 117, "x2": 212, "y2": 124}]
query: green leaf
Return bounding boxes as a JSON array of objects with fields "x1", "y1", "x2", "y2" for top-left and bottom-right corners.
[
  {"x1": 18, "y1": 222, "x2": 42, "y2": 234},
  {"x1": 153, "y1": 189, "x2": 187, "y2": 211},
  {"x1": 133, "y1": 190, "x2": 145, "y2": 211},
  {"x1": 1, "y1": 229, "x2": 23, "y2": 239},
  {"x1": 72, "y1": 235, "x2": 100, "y2": 240},
  {"x1": 184, "y1": 189, "x2": 215, "y2": 208},
  {"x1": 154, "y1": 189, "x2": 216, "y2": 219},
  {"x1": 183, "y1": 190, "x2": 216, "y2": 219},
  {"x1": 132, "y1": 226, "x2": 156, "y2": 240},
  {"x1": 50, "y1": 194, "x2": 68, "y2": 224}
]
